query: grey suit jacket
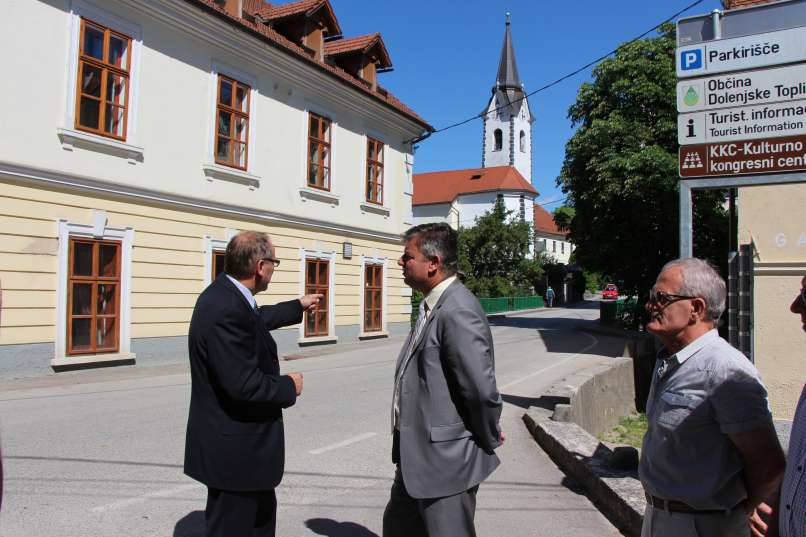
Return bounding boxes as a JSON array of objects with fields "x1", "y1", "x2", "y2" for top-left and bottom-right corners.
[{"x1": 394, "y1": 279, "x2": 503, "y2": 499}]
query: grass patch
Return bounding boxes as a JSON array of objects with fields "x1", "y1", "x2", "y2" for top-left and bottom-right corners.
[{"x1": 600, "y1": 413, "x2": 648, "y2": 449}]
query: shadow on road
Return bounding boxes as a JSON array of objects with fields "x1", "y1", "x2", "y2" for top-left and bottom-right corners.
[
  {"x1": 488, "y1": 306, "x2": 627, "y2": 358},
  {"x1": 306, "y1": 518, "x2": 380, "y2": 537},
  {"x1": 501, "y1": 393, "x2": 568, "y2": 410},
  {"x1": 173, "y1": 510, "x2": 204, "y2": 537}
]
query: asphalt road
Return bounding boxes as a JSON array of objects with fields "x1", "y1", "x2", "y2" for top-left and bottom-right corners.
[{"x1": 0, "y1": 303, "x2": 627, "y2": 537}]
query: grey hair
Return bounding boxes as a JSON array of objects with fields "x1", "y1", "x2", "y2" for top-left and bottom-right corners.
[
  {"x1": 403, "y1": 223, "x2": 458, "y2": 276},
  {"x1": 660, "y1": 257, "x2": 726, "y2": 322}
]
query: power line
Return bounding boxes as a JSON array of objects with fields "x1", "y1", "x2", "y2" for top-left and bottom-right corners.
[{"x1": 409, "y1": 0, "x2": 706, "y2": 144}]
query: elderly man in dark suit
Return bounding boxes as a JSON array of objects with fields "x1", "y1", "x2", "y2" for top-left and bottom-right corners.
[
  {"x1": 383, "y1": 222, "x2": 504, "y2": 537},
  {"x1": 184, "y1": 230, "x2": 320, "y2": 537}
]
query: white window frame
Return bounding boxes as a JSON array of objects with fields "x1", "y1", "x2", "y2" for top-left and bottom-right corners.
[
  {"x1": 54, "y1": 210, "x2": 135, "y2": 366},
  {"x1": 298, "y1": 247, "x2": 337, "y2": 343},
  {"x1": 360, "y1": 130, "x2": 391, "y2": 217},
  {"x1": 60, "y1": 1, "x2": 144, "y2": 162},
  {"x1": 359, "y1": 255, "x2": 388, "y2": 338},
  {"x1": 202, "y1": 61, "x2": 261, "y2": 186},
  {"x1": 203, "y1": 228, "x2": 237, "y2": 285},
  {"x1": 299, "y1": 102, "x2": 338, "y2": 204}
]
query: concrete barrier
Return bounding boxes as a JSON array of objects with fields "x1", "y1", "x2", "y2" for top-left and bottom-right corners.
[{"x1": 546, "y1": 357, "x2": 636, "y2": 438}]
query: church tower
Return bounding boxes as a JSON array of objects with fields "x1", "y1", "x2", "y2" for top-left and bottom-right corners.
[{"x1": 481, "y1": 13, "x2": 533, "y2": 182}]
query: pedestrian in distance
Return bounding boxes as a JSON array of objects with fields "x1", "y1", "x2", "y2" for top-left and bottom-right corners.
[
  {"x1": 383, "y1": 223, "x2": 505, "y2": 537},
  {"x1": 183, "y1": 230, "x2": 321, "y2": 537},
  {"x1": 750, "y1": 274, "x2": 806, "y2": 537},
  {"x1": 639, "y1": 257, "x2": 785, "y2": 537},
  {"x1": 546, "y1": 286, "x2": 555, "y2": 308}
]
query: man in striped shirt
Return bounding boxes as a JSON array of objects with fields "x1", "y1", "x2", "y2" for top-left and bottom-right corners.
[{"x1": 751, "y1": 275, "x2": 806, "y2": 537}]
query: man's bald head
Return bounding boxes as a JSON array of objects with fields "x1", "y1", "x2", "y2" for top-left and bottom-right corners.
[{"x1": 225, "y1": 231, "x2": 273, "y2": 280}]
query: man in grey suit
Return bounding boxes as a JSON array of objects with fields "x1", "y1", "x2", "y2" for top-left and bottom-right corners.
[{"x1": 383, "y1": 222, "x2": 504, "y2": 537}]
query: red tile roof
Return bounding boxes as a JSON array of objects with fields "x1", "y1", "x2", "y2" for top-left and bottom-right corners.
[
  {"x1": 182, "y1": 0, "x2": 429, "y2": 129},
  {"x1": 258, "y1": 0, "x2": 314, "y2": 19},
  {"x1": 243, "y1": 0, "x2": 272, "y2": 16},
  {"x1": 533, "y1": 204, "x2": 564, "y2": 236},
  {"x1": 257, "y1": 0, "x2": 341, "y2": 34},
  {"x1": 325, "y1": 33, "x2": 391, "y2": 68},
  {"x1": 413, "y1": 166, "x2": 537, "y2": 206}
]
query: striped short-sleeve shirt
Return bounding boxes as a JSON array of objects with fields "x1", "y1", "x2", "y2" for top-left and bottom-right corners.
[{"x1": 780, "y1": 385, "x2": 806, "y2": 537}]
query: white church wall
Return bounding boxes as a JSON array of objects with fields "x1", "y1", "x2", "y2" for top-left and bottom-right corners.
[
  {"x1": 412, "y1": 203, "x2": 459, "y2": 229},
  {"x1": 483, "y1": 108, "x2": 511, "y2": 169}
]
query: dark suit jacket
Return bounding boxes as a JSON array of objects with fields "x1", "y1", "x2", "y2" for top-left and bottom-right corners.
[
  {"x1": 184, "y1": 274, "x2": 302, "y2": 491},
  {"x1": 394, "y1": 279, "x2": 503, "y2": 498}
]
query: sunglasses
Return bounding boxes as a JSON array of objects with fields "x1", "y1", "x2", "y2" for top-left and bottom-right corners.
[
  {"x1": 647, "y1": 289, "x2": 698, "y2": 307},
  {"x1": 261, "y1": 256, "x2": 281, "y2": 268},
  {"x1": 800, "y1": 287, "x2": 806, "y2": 307}
]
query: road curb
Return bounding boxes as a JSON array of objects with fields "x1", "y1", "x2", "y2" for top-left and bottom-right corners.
[{"x1": 523, "y1": 409, "x2": 645, "y2": 537}]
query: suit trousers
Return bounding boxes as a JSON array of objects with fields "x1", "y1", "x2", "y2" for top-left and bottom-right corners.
[
  {"x1": 205, "y1": 487, "x2": 277, "y2": 537},
  {"x1": 640, "y1": 504, "x2": 749, "y2": 537},
  {"x1": 382, "y1": 465, "x2": 478, "y2": 537}
]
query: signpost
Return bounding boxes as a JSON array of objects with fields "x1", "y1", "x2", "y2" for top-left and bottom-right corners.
[
  {"x1": 677, "y1": 62, "x2": 806, "y2": 112},
  {"x1": 678, "y1": 98, "x2": 806, "y2": 144},
  {"x1": 676, "y1": 0, "x2": 806, "y2": 365},
  {"x1": 679, "y1": 134, "x2": 806, "y2": 178},
  {"x1": 677, "y1": 25, "x2": 806, "y2": 78},
  {"x1": 677, "y1": 7, "x2": 806, "y2": 179}
]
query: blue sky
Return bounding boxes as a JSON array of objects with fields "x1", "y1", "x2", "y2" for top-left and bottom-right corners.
[{"x1": 332, "y1": 0, "x2": 722, "y2": 208}]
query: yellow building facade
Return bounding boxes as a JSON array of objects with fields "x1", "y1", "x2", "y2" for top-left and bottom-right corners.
[{"x1": 738, "y1": 183, "x2": 806, "y2": 419}]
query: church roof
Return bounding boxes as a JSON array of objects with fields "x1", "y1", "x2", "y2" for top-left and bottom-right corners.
[
  {"x1": 484, "y1": 13, "x2": 529, "y2": 119},
  {"x1": 533, "y1": 204, "x2": 565, "y2": 237},
  {"x1": 413, "y1": 165, "x2": 537, "y2": 206},
  {"x1": 496, "y1": 14, "x2": 522, "y2": 91}
]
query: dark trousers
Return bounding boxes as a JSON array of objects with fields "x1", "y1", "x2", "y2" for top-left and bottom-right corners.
[
  {"x1": 382, "y1": 466, "x2": 478, "y2": 537},
  {"x1": 205, "y1": 487, "x2": 277, "y2": 537}
]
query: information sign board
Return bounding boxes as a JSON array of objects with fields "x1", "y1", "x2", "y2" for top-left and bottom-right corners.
[
  {"x1": 679, "y1": 134, "x2": 806, "y2": 177},
  {"x1": 677, "y1": 26, "x2": 806, "y2": 78},
  {"x1": 678, "y1": 98, "x2": 806, "y2": 144},
  {"x1": 677, "y1": 62, "x2": 806, "y2": 112}
]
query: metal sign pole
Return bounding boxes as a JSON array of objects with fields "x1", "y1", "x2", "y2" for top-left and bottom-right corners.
[{"x1": 679, "y1": 181, "x2": 693, "y2": 258}]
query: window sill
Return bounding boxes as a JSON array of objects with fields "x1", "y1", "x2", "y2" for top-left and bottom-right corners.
[
  {"x1": 51, "y1": 352, "x2": 136, "y2": 369},
  {"x1": 360, "y1": 202, "x2": 390, "y2": 217},
  {"x1": 359, "y1": 331, "x2": 388, "y2": 340},
  {"x1": 297, "y1": 335, "x2": 338, "y2": 346},
  {"x1": 202, "y1": 163, "x2": 261, "y2": 189},
  {"x1": 57, "y1": 128, "x2": 144, "y2": 164},
  {"x1": 299, "y1": 187, "x2": 340, "y2": 206}
]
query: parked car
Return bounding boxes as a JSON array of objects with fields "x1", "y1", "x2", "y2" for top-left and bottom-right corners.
[{"x1": 602, "y1": 284, "x2": 619, "y2": 300}]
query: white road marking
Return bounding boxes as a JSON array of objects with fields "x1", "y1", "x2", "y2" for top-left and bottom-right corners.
[
  {"x1": 91, "y1": 482, "x2": 203, "y2": 513},
  {"x1": 499, "y1": 330, "x2": 599, "y2": 391},
  {"x1": 309, "y1": 432, "x2": 377, "y2": 455}
]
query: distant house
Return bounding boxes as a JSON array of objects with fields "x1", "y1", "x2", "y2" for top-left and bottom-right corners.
[
  {"x1": 533, "y1": 205, "x2": 574, "y2": 264},
  {"x1": 412, "y1": 166, "x2": 537, "y2": 229}
]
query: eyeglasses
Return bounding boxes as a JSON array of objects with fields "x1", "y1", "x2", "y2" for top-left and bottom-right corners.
[
  {"x1": 261, "y1": 256, "x2": 281, "y2": 268},
  {"x1": 648, "y1": 289, "x2": 698, "y2": 307}
]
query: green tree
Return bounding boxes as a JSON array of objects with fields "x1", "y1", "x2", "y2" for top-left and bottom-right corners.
[
  {"x1": 552, "y1": 205, "x2": 575, "y2": 233},
  {"x1": 557, "y1": 23, "x2": 727, "y2": 298},
  {"x1": 458, "y1": 198, "x2": 542, "y2": 297}
]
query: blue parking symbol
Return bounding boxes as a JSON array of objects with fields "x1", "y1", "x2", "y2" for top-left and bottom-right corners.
[{"x1": 680, "y1": 49, "x2": 703, "y2": 71}]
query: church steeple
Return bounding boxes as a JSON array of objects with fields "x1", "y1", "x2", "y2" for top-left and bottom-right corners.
[
  {"x1": 481, "y1": 13, "x2": 533, "y2": 183},
  {"x1": 494, "y1": 13, "x2": 525, "y2": 113}
]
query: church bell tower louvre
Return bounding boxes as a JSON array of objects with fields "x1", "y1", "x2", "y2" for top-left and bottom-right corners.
[{"x1": 481, "y1": 12, "x2": 533, "y2": 183}]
